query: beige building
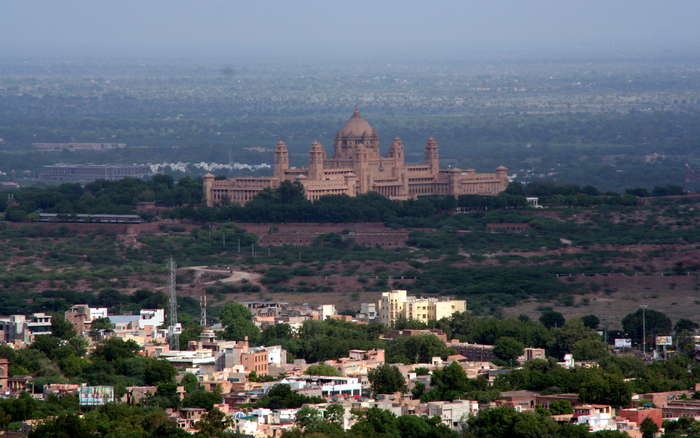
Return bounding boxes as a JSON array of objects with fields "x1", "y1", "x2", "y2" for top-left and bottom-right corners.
[
  {"x1": 203, "y1": 109, "x2": 509, "y2": 206},
  {"x1": 377, "y1": 290, "x2": 466, "y2": 326}
]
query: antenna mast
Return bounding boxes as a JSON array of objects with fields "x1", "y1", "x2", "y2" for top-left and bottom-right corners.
[
  {"x1": 168, "y1": 256, "x2": 179, "y2": 350},
  {"x1": 200, "y1": 290, "x2": 207, "y2": 327}
]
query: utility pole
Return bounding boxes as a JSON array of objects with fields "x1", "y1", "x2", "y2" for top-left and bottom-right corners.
[
  {"x1": 168, "y1": 257, "x2": 179, "y2": 351},
  {"x1": 641, "y1": 304, "x2": 648, "y2": 357}
]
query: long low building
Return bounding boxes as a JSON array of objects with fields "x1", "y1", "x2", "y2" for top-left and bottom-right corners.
[
  {"x1": 38, "y1": 213, "x2": 144, "y2": 224},
  {"x1": 39, "y1": 164, "x2": 151, "y2": 182},
  {"x1": 32, "y1": 142, "x2": 126, "y2": 152},
  {"x1": 203, "y1": 109, "x2": 509, "y2": 206}
]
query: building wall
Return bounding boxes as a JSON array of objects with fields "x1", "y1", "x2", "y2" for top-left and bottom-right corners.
[
  {"x1": 618, "y1": 408, "x2": 662, "y2": 429},
  {"x1": 0, "y1": 359, "x2": 8, "y2": 393},
  {"x1": 378, "y1": 290, "x2": 466, "y2": 326},
  {"x1": 204, "y1": 111, "x2": 508, "y2": 206},
  {"x1": 241, "y1": 350, "x2": 269, "y2": 376}
]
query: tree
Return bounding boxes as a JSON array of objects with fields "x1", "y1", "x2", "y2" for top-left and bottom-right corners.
[
  {"x1": 324, "y1": 403, "x2": 345, "y2": 424},
  {"x1": 494, "y1": 337, "x2": 524, "y2": 365},
  {"x1": 90, "y1": 317, "x2": 114, "y2": 332},
  {"x1": 218, "y1": 302, "x2": 253, "y2": 324},
  {"x1": 295, "y1": 406, "x2": 322, "y2": 431},
  {"x1": 304, "y1": 364, "x2": 341, "y2": 376},
  {"x1": 349, "y1": 407, "x2": 401, "y2": 438},
  {"x1": 194, "y1": 408, "x2": 233, "y2": 438},
  {"x1": 386, "y1": 334, "x2": 451, "y2": 364},
  {"x1": 675, "y1": 318, "x2": 699, "y2": 333},
  {"x1": 465, "y1": 406, "x2": 559, "y2": 438},
  {"x1": 539, "y1": 311, "x2": 565, "y2": 329},
  {"x1": 92, "y1": 338, "x2": 140, "y2": 362},
  {"x1": 255, "y1": 384, "x2": 324, "y2": 409},
  {"x1": 622, "y1": 309, "x2": 672, "y2": 346},
  {"x1": 422, "y1": 362, "x2": 478, "y2": 402},
  {"x1": 549, "y1": 400, "x2": 573, "y2": 415},
  {"x1": 51, "y1": 314, "x2": 76, "y2": 340},
  {"x1": 144, "y1": 358, "x2": 176, "y2": 386},
  {"x1": 368, "y1": 364, "x2": 407, "y2": 395},
  {"x1": 581, "y1": 315, "x2": 600, "y2": 330},
  {"x1": 28, "y1": 414, "x2": 92, "y2": 438},
  {"x1": 550, "y1": 319, "x2": 599, "y2": 360},
  {"x1": 640, "y1": 417, "x2": 659, "y2": 438},
  {"x1": 181, "y1": 373, "x2": 200, "y2": 393},
  {"x1": 578, "y1": 372, "x2": 631, "y2": 407},
  {"x1": 572, "y1": 338, "x2": 609, "y2": 361},
  {"x1": 219, "y1": 302, "x2": 260, "y2": 342}
]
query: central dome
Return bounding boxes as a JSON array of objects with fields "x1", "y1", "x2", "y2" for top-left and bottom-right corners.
[{"x1": 337, "y1": 108, "x2": 376, "y2": 137}]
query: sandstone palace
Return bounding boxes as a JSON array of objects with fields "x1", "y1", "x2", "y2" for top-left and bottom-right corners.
[{"x1": 203, "y1": 109, "x2": 508, "y2": 206}]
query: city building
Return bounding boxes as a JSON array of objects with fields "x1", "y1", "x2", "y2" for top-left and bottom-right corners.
[
  {"x1": 377, "y1": 290, "x2": 466, "y2": 326},
  {"x1": 26, "y1": 313, "x2": 52, "y2": 340},
  {"x1": 427, "y1": 400, "x2": 479, "y2": 429},
  {"x1": 319, "y1": 304, "x2": 337, "y2": 320},
  {"x1": 447, "y1": 341, "x2": 496, "y2": 362},
  {"x1": 283, "y1": 375, "x2": 362, "y2": 398},
  {"x1": 358, "y1": 303, "x2": 377, "y2": 320},
  {"x1": 65, "y1": 305, "x2": 109, "y2": 334},
  {"x1": 519, "y1": 347, "x2": 547, "y2": 363},
  {"x1": 618, "y1": 408, "x2": 662, "y2": 429},
  {"x1": 39, "y1": 164, "x2": 151, "y2": 182},
  {"x1": 0, "y1": 358, "x2": 8, "y2": 394},
  {"x1": 139, "y1": 309, "x2": 165, "y2": 329},
  {"x1": 32, "y1": 142, "x2": 126, "y2": 152},
  {"x1": 38, "y1": 213, "x2": 144, "y2": 224},
  {"x1": 203, "y1": 109, "x2": 509, "y2": 206}
]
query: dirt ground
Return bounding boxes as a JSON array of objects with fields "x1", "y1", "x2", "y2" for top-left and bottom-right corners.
[{"x1": 504, "y1": 274, "x2": 700, "y2": 328}]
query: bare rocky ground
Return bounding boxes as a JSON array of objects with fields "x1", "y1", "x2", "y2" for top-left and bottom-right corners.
[{"x1": 504, "y1": 274, "x2": 700, "y2": 328}]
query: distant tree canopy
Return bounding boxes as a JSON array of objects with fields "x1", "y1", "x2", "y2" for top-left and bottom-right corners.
[
  {"x1": 3, "y1": 175, "x2": 201, "y2": 220},
  {"x1": 622, "y1": 308, "x2": 672, "y2": 346}
]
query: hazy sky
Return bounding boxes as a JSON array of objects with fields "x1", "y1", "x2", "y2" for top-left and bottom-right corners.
[{"x1": 2, "y1": 0, "x2": 699, "y2": 59}]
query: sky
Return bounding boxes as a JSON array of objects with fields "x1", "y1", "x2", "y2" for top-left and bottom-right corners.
[{"x1": 1, "y1": 0, "x2": 699, "y2": 60}]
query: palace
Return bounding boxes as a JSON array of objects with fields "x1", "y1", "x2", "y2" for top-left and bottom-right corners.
[{"x1": 203, "y1": 109, "x2": 508, "y2": 206}]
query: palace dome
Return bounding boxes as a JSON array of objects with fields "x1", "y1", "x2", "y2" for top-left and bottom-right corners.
[{"x1": 337, "y1": 108, "x2": 376, "y2": 137}]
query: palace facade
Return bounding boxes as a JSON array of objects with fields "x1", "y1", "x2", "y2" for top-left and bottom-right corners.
[{"x1": 203, "y1": 109, "x2": 508, "y2": 206}]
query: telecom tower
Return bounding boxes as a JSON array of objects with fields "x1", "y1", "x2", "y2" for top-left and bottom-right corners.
[
  {"x1": 200, "y1": 290, "x2": 207, "y2": 327},
  {"x1": 168, "y1": 257, "x2": 179, "y2": 351}
]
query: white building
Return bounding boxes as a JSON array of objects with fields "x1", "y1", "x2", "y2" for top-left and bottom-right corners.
[
  {"x1": 264, "y1": 345, "x2": 286, "y2": 366},
  {"x1": 359, "y1": 303, "x2": 377, "y2": 320},
  {"x1": 282, "y1": 375, "x2": 362, "y2": 398},
  {"x1": 427, "y1": 400, "x2": 479, "y2": 429},
  {"x1": 139, "y1": 309, "x2": 165, "y2": 329},
  {"x1": 319, "y1": 305, "x2": 336, "y2": 320}
]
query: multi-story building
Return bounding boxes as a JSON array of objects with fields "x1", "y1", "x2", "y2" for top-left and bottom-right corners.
[
  {"x1": 26, "y1": 313, "x2": 52, "y2": 339},
  {"x1": 203, "y1": 109, "x2": 509, "y2": 205},
  {"x1": 240, "y1": 347, "x2": 269, "y2": 377},
  {"x1": 0, "y1": 358, "x2": 8, "y2": 394},
  {"x1": 319, "y1": 304, "x2": 337, "y2": 320},
  {"x1": 427, "y1": 400, "x2": 479, "y2": 429},
  {"x1": 519, "y1": 347, "x2": 547, "y2": 363},
  {"x1": 65, "y1": 305, "x2": 109, "y2": 334},
  {"x1": 139, "y1": 309, "x2": 165, "y2": 329},
  {"x1": 447, "y1": 341, "x2": 496, "y2": 362},
  {"x1": 377, "y1": 290, "x2": 466, "y2": 326}
]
